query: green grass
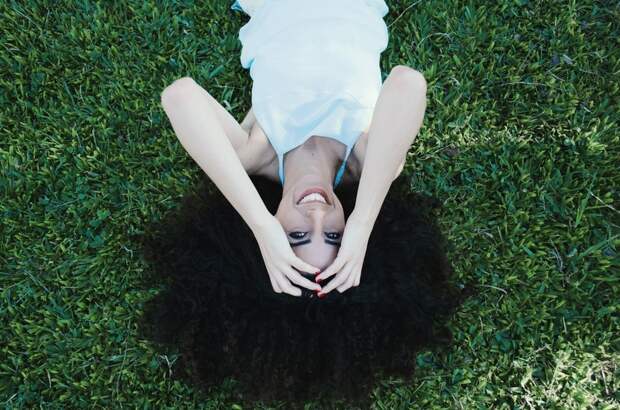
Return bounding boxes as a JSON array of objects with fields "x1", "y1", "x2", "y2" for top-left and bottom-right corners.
[{"x1": 1, "y1": 0, "x2": 618, "y2": 408}]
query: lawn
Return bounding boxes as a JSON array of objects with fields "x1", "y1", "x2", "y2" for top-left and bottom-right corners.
[{"x1": 1, "y1": 0, "x2": 618, "y2": 408}]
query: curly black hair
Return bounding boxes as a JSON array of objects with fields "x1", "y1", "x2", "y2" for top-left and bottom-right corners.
[{"x1": 134, "y1": 173, "x2": 470, "y2": 408}]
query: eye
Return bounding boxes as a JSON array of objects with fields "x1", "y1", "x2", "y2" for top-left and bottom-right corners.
[
  {"x1": 326, "y1": 232, "x2": 341, "y2": 240},
  {"x1": 289, "y1": 231, "x2": 307, "y2": 239}
]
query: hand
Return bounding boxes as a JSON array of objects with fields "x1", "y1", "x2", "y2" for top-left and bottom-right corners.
[
  {"x1": 252, "y1": 213, "x2": 323, "y2": 296},
  {"x1": 315, "y1": 212, "x2": 372, "y2": 295}
]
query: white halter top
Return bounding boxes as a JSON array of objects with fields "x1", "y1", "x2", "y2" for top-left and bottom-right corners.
[{"x1": 232, "y1": 0, "x2": 389, "y2": 187}]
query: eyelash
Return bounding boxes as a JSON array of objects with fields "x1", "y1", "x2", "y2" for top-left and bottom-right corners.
[{"x1": 290, "y1": 232, "x2": 341, "y2": 240}]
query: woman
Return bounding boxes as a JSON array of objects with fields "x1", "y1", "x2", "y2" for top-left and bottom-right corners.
[
  {"x1": 141, "y1": 1, "x2": 468, "y2": 405},
  {"x1": 159, "y1": 0, "x2": 428, "y2": 298}
]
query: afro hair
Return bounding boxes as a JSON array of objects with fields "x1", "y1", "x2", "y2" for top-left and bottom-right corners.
[{"x1": 134, "y1": 173, "x2": 470, "y2": 408}]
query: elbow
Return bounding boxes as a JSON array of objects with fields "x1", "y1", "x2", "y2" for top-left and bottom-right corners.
[
  {"x1": 160, "y1": 76, "x2": 198, "y2": 109},
  {"x1": 389, "y1": 65, "x2": 427, "y2": 96}
]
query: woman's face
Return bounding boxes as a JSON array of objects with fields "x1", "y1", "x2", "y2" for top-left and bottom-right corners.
[{"x1": 275, "y1": 184, "x2": 345, "y2": 272}]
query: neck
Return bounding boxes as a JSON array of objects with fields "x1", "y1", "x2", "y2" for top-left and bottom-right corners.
[{"x1": 282, "y1": 137, "x2": 343, "y2": 198}]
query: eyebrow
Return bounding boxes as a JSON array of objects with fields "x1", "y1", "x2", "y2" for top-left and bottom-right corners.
[{"x1": 290, "y1": 239, "x2": 341, "y2": 248}]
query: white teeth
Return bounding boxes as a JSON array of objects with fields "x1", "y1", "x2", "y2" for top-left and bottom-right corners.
[{"x1": 299, "y1": 192, "x2": 327, "y2": 204}]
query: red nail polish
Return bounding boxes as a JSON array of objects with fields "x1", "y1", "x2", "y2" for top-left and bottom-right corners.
[{"x1": 318, "y1": 292, "x2": 326, "y2": 299}]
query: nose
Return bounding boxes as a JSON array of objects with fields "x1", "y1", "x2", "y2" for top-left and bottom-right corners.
[
  {"x1": 309, "y1": 209, "x2": 328, "y2": 232},
  {"x1": 302, "y1": 203, "x2": 331, "y2": 215},
  {"x1": 299, "y1": 197, "x2": 334, "y2": 211},
  {"x1": 300, "y1": 206, "x2": 329, "y2": 230}
]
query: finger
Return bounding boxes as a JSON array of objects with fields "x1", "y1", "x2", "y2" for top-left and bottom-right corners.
[
  {"x1": 274, "y1": 271, "x2": 302, "y2": 297},
  {"x1": 290, "y1": 255, "x2": 320, "y2": 275},
  {"x1": 321, "y1": 264, "x2": 354, "y2": 294},
  {"x1": 349, "y1": 263, "x2": 362, "y2": 288},
  {"x1": 267, "y1": 269, "x2": 282, "y2": 293},
  {"x1": 336, "y1": 283, "x2": 351, "y2": 293},
  {"x1": 337, "y1": 273, "x2": 357, "y2": 293},
  {"x1": 283, "y1": 266, "x2": 322, "y2": 291},
  {"x1": 262, "y1": 257, "x2": 282, "y2": 293},
  {"x1": 316, "y1": 254, "x2": 347, "y2": 281}
]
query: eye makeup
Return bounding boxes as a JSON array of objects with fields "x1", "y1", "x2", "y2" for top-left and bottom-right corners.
[{"x1": 289, "y1": 238, "x2": 341, "y2": 247}]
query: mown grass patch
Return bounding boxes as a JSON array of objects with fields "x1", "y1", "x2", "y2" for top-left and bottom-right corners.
[{"x1": 1, "y1": 0, "x2": 618, "y2": 408}]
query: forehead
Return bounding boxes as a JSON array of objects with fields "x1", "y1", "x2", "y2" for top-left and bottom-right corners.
[{"x1": 293, "y1": 241, "x2": 338, "y2": 272}]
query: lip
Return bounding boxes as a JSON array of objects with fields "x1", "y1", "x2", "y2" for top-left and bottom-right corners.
[{"x1": 296, "y1": 187, "x2": 330, "y2": 206}]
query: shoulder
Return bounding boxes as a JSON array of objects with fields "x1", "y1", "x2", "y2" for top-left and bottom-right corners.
[{"x1": 343, "y1": 131, "x2": 405, "y2": 184}]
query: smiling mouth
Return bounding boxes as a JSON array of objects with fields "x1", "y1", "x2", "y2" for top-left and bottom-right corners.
[{"x1": 296, "y1": 187, "x2": 330, "y2": 206}]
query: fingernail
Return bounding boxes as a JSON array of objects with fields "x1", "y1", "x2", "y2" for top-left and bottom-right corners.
[
  {"x1": 318, "y1": 292, "x2": 326, "y2": 299},
  {"x1": 315, "y1": 270, "x2": 321, "y2": 275}
]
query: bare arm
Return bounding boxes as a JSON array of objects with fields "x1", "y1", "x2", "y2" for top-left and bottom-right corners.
[
  {"x1": 160, "y1": 77, "x2": 271, "y2": 231},
  {"x1": 240, "y1": 107, "x2": 256, "y2": 133},
  {"x1": 352, "y1": 66, "x2": 427, "y2": 226}
]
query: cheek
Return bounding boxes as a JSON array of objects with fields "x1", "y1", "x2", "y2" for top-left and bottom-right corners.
[
  {"x1": 275, "y1": 198, "x2": 292, "y2": 218},
  {"x1": 274, "y1": 210, "x2": 292, "y2": 229}
]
